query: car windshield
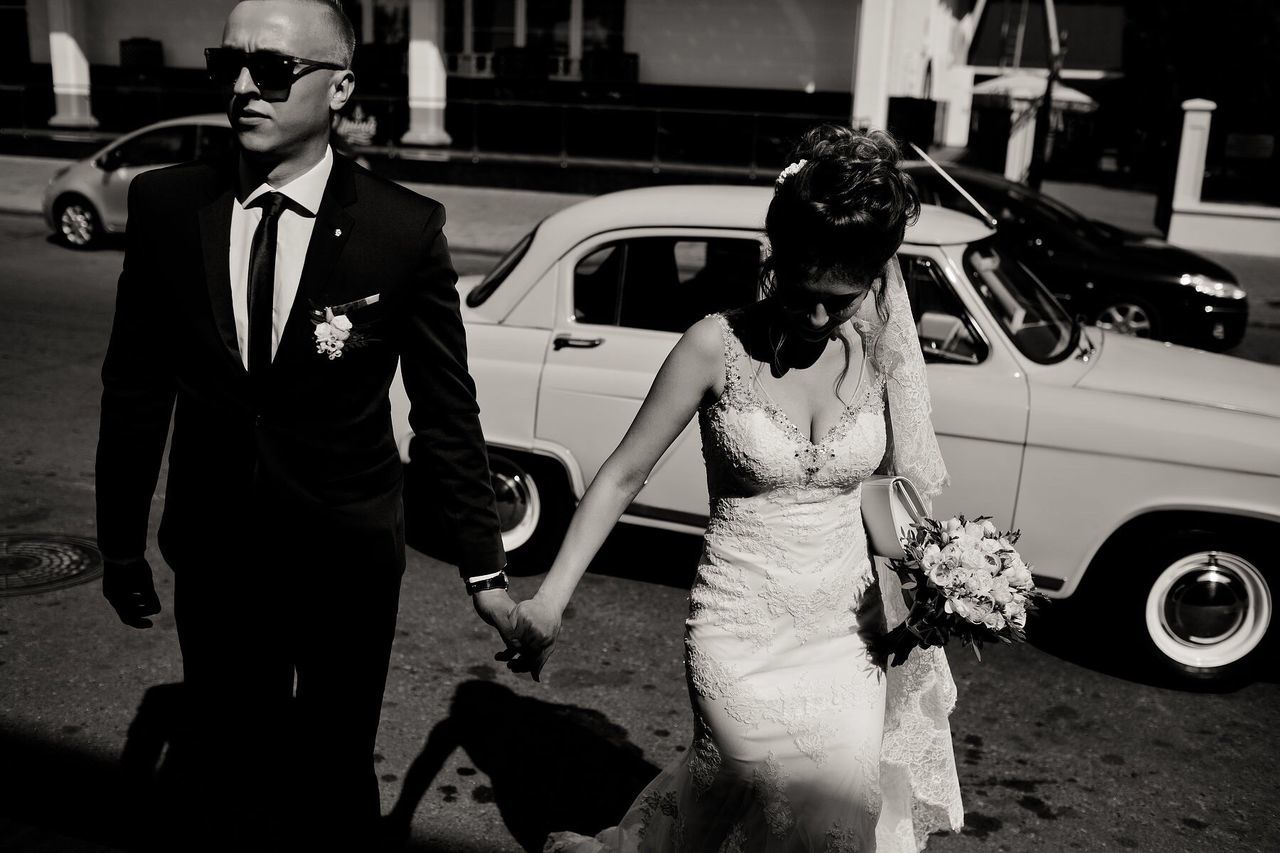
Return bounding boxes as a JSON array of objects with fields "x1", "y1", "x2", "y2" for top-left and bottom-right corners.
[
  {"x1": 1011, "y1": 184, "x2": 1106, "y2": 243},
  {"x1": 961, "y1": 238, "x2": 1075, "y2": 363},
  {"x1": 466, "y1": 223, "x2": 539, "y2": 307}
]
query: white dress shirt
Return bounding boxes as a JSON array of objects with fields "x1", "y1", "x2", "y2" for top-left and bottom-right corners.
[{"x1": 228, "y1": 145, "x2": 334, "y2": 370}]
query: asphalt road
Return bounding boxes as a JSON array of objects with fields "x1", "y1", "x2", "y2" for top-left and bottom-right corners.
[{"x1": 2, "y1": 212, "x2": 1279, "y2": 853}]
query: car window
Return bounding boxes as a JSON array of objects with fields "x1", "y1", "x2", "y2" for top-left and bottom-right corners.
[
  {"x1": 962, "y1": 239, "x2": 1074, "y2": 363},
  {"x1": 111, "y1": 125, "x2": 196, "y2": 168},
  {"x1": 899, "y1": 254, "x2": 987, "y2": 365},
  {"x1": 197, "y1": 125, "x2": 237, "y2": 161},
  {"x1": 573, "y1": 236, "x2": 761, "y2": 333},
  {"x1": 468, "y1": 224, "x2": 539, "y2": 307}
]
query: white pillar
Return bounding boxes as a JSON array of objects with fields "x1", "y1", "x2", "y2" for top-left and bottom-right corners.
[
  {"x1": 1172, "y1": 98, "x2": 1216, "y2": 209},
  {"x1": 47, "y1": 0, "x2": 97, "y2": 129},
  {"x1": 568, "y1": 0, "x2": 584, "y2": 76},
  {"x1": 1005, "y1": 99, "x2": 1037, "y2": 183},
  {"x1": 402, "y1": 0, "x2": 452, "y2": 146},
  {"x1": 361, "y1": 0, "x2": 375, "y2": 43},
  {"x1": 514, "y1": 0, "x2": 527, "y2": 47},
  {"x1": 850, "y1": 0, "x2": 892, "y2": 131},
  {"x1": 462, "y1": 0, "x2": 474, "y2": 55}
]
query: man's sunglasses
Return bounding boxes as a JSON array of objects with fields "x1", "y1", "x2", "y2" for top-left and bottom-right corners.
[{"x1": 205, "y1": 47, "x2": 345, "y2": 100}]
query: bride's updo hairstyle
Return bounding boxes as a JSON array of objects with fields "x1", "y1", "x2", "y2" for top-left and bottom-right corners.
[{"x1": 763, "y1": 124, "x2": 920, "y2": 320}]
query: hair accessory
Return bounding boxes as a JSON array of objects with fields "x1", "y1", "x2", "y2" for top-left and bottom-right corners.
[{"x1": 775, "y1": 159, "x2": 807, "y2": 188}]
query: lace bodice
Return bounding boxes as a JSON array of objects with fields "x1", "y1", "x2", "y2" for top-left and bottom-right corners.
[{"x1": 698, "y1": 312, "x2": 888, "y2": 500}]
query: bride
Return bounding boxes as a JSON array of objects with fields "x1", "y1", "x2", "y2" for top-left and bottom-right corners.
[{"x1": 506, "y1": 125, "x2": 964, "y2": 852}]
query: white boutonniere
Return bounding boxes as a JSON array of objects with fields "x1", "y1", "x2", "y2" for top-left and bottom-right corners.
[
  {"x1": 314, "y1": 308, "x2": 353, "y2": 359},
  {"x1": 311, "y1": 295, "x2": 381, "y2": 360}
]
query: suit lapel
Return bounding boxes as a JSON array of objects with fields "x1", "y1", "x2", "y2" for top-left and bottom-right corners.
[
  {"x1": 275, "y1": 155, "x2": 357, "y2": 370},
  {"x1": 197, "y1": 179, "x2": 243, "y2": 372}
]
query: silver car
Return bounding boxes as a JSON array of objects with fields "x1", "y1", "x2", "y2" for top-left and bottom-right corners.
[{"x1": 42, "y1": 114, "x2": 234, "y2": 248}]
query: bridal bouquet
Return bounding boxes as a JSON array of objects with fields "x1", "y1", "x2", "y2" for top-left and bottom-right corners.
[{"x1": 873, "y1": 516, "x2": 1047, "y2": 666}]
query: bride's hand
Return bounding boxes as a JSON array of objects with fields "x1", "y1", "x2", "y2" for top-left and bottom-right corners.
[{"x1": 505, "y1": 595, "x2": 563, "y2": 682}]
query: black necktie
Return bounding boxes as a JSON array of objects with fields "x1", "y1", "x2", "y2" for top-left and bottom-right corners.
[{"x1": 246, "y1": 192, "x2": 289, "y2": 375}]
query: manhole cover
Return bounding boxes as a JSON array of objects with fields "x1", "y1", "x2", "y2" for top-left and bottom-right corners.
[{"x1": 0, "y1": 534, "x2": 103, "y2": 597}]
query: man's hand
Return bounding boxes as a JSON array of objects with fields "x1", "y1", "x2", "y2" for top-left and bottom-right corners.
[
  {"x1": 501, "y1": 596, "x2": 562, "y2": 682},
  {"x1": 472, "y1": 588, "x2": 518, "y2": 647},
  {"x1": 102, "y1": 557, "x2": 161, "y2": 629}
]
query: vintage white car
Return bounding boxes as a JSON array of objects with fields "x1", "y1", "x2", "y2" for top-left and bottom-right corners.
[{"x1": 391, "y1": 185, "x2": 1280, "y2": 685}]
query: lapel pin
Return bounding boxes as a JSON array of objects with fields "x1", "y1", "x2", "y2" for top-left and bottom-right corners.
[{"x1": 333, "y1": 228, "x2": 342, "y2": 237}]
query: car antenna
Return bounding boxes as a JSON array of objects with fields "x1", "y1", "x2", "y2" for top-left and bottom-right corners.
[{"x1": 908, "y1": 142, "x2": 998, "y2": 230}]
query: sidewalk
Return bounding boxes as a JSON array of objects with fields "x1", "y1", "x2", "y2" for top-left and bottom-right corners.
[{"x1": 0, "y1": 154, "x2": 586, "y2": 256}]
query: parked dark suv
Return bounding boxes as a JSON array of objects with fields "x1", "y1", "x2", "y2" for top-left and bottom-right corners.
[{"x1": 904, "y1": 162, "x2": 1249, "y2": 351}]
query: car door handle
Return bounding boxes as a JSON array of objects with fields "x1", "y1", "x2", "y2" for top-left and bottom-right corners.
[{"x1": 553, "y1": 335, "x2": 604, "y2": 350}]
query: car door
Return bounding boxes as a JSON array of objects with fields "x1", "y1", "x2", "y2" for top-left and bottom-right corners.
[
  {"x1": 99, "y1": 124, "x2": 198, "y2": 230},
  {"x1": 536, "y1": 228, "x2": 763, "y2": 524},
  {"x1": 899, "y1": 249, "x2": 1030, "y2": 528}
]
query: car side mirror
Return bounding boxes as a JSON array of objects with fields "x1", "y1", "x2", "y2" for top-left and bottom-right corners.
[{"x1": 97, "y1": 149, "x2": 123, "y2": 171}]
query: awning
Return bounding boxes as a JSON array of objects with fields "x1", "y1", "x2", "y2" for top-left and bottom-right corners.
[{"x1": 971, "y1": 71, "x2": 1098, "y2": 111}]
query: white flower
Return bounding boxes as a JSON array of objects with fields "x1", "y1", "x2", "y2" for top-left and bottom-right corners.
[
  {"x1": 331, "y1": 314, "x2": 353, "y2": 333},
  {"x1": 990, "y1": 575, "x2": 1014, "y2": 605},
  {"x1": 775, "y1": 159, "x2": 807, "y2": 187},
  {"x1": 332, "y1": 327, "x2": 351, "y2": 342},
  {"x1": 981, "y1": 520, "x2": 1000, "y2": 538},
  {"x1": 945, "y1": 596, "x2": 973, "y2": 620},
  {"x1": 958, "y1": 544, "x2": 993, "y2": 572},
  {"x1": 983, "y1": 611, "x2": 1007, "y2": 631},
  {"x1": 1004, "y1": 558, "x2": 1034, "y2": 590},
  {"x1": 315, "y1": 322, "x2": 333, "y2": 340},
  {"x1": 929, "y1": 560, "x2": 959, "y2": 587},
  {"x1": 920, "y1": 543, "x2": 944, "y2": 570},
  {"x1": 965, "y1": 570, "x2": 994, "y2": 595}
]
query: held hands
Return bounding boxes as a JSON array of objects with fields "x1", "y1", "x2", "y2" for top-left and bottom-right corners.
[
  {"x1": 472, "y1": 588, "x2": 519, "y2": 647},
  {"x1": 497, "y1": 595, "x2": 562, "y2": 682},
  {"x1": 102, "y1": 557, "x2": 161, "y2": 629}
]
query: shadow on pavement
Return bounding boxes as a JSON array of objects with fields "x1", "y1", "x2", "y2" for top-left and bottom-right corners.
[
  {"x1": 0, "y1": 682, "x2": 519, "y2": 853},
  {"x1": 0, "y1": 684, "x2": 181, "y2": 853},
  {"x1": 384, "y1": 680, "x2": 660, "y2": 853}
]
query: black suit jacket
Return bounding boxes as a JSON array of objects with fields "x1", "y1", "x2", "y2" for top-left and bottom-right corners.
[{"x1": 96, "y1": 153, "x2": 505, "y2": 578}]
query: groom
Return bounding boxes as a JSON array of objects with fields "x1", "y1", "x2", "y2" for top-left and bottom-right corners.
[{"x1": 96, "y1": 0, "x2": 515, "y2": 847}]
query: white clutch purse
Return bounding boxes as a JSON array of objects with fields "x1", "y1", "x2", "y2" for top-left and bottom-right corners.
[{"x1": 861, "y1": 474, "x2": 927, "y2": 560}]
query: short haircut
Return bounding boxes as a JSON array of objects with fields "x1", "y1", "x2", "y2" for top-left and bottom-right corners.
[{"x1": 261, "y1": 0, "x2": 356, "y2": 67}]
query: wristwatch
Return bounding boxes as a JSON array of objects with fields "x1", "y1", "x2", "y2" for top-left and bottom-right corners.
[{"x1": 465, "y1": 569, "x2": 509, "y2": 595}]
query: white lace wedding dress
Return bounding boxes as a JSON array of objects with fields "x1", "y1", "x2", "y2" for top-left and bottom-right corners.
[{"x1": 546, "y1": 310, "x2": 963, "y2": 853}]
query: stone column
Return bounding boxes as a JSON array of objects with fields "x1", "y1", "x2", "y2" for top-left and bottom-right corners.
[
  {"x1": 850, "y1": 0, "x2": 892, "y2": 131},
  {"x1": 1172, "y1": 98, "x2": 1216, "y2": 209},
  {"x1": 47, "y1": 0, "x2": 97, "y2": 128},
  {"x1": 402, "y1": 0, "x2": 452, "y2": 146},
  {"x1": 567, "y1": 0, "x2": 584, "y2": 78},
  {"x1": 514, "y1": 0, "x2": 527, "y2": 47},
  {"x1": 361, "y1": 0, "x2": 374, "y2": 43}
]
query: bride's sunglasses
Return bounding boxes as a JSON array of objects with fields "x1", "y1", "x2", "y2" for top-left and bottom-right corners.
[{"x1": 204, "y1": 47, "x2": 346, "y2": 101}]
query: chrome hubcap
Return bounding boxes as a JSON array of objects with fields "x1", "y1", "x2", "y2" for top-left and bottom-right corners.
[
  {"x1": 1096, "y1": 302, "x2": 1153, "y2": 337},
  {"x1": 1146, "y1": 551, "x2": 1270, "y2": 670},
  {"x1": 59, "y1": 204, "x2": 95, "y2": 245},
  {"x1": 489, "y1": 455, "x2": 541, "y2": 551}
]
